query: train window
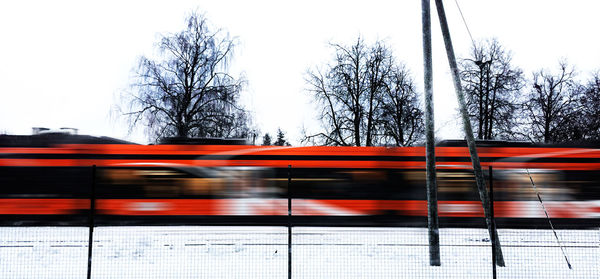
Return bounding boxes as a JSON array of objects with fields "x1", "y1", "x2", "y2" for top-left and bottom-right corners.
[
  {"x1": 437, "y1": 171, "x2": 479, "y2": 201},
  {"x1": 563, "y1": 171, "x2": 600, "y2": 200},
  {"x1": 97, "y1": 166, "x2": 284, "y2": 198},
  {"x1": 497, "y1": 170, "x2": 571, "y2": 201},
  {"x1": 399, "y1": 169, "x2": 574, "y2": 202},
  {"x1": 288, "y1": 170, "x2": 386, "y2": 199},
  {"x1": 101, "y1": 169, "x2": 140, "y2": 185},
  {"x1": 182, "y1": 178, "x2": 224, "y2": 196},
  {"x1": 97, "y1": 168, "x2": 145, "y2": 198},
  {"x1": 215, "y1": 167, "x2": 280, "y2": 198},
  {"x1": 137, "y1": 169, "x2": 181, "y2": 197},
  {"x1": 394, "y1": 171, "x2": 425, "y2": 200},
  {"x1": 400, "y1": 170, "x2": 480, "y2": 201},
  {"x1": 345, "y1": 170, "x2": 386, "y2": 182},
  {"x1": 97, "y1": 167, "x2": 219, "y2": 198},
  {"x1": 0, "y1": 167, "x2": 90, "y2": 198}
]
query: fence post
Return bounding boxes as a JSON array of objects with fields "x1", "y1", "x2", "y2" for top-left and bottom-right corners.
[
  {"x1": 490, "y1": 166, "x2": 497, "y2": 278},
  {"x1": 87, "y1": 165, "x2": 96, "y2": 279},
  {"x1": 287, "y1": 165, "x2": 292, "y2": 279}
]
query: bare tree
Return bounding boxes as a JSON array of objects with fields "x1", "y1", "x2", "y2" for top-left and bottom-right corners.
[
  {"x1": 123, "y1": 12, "x2": 251, "y2": 142},
  {"x1": 378, "y1": 65, "x2": 424, "y2": 146},
  {"x1": 304, "y1": 38, "x2": 366, "y2": 146},
  {"x1": 579, "y1": 71, "x2": 600, "y2": 141},
  {"x1": 523, "y1": 61, "x2": 584, "y2": 143},
  {"x1": 304, "y1": 37, "x2": 423, "y2": 146},
  {"x1": 363, "y1": 42, "x2": 393, "y2": 146},
  {"x1": 459, "y1": 39, "x2": 524, "y2": 140}
]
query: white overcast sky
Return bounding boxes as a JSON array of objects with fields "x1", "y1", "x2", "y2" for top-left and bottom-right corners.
[{"x1": 1, "y1": 0, "x2": 599, "y2": 145}]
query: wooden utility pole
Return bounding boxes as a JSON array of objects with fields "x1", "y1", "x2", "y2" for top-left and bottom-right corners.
[
  {"x1": 421, "y1": 0, "x2": 441, "y2": 266},
  {"x1": 489, "y1": 166, "x2": 497, "y2": 278},
  {"x1": 434, "y1": 0, "x2": 505, "y2": 266}
]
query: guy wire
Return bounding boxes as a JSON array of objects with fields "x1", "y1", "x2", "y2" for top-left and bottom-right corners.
[{"x1": 525, "y1": 168, "x2": 572, "y2": 269}]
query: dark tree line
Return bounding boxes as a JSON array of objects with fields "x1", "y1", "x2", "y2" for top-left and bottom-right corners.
[
  {"x1": 122, "y1": 11, "x2": 599, "y2": 146},
  {"x1": 262, "y1": 128, "x2": 290, "y2": 146},
  {"x1": 459, "y1": 39, "x2": 600, "y2": 144},
  {"x1": 518, "y1": 62, "x2": 599, "y2": 143},
  {"x1": 304, "y1": 36, "x2": 600, "y2": 146}
]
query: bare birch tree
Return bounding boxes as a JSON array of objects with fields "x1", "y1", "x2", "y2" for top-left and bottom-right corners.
[{"x1": 123, "y1": 12, "x2": 251, "y2": 142}]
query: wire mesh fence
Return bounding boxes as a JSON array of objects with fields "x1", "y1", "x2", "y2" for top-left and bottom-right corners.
[
  {"x1": 1, "y1": 226, "x2": 597, "y2": 278},
  {"x1": 0, "y1": 227, "x2": 88, "y2": 279},
  {"x1": 292, "y1": 227, "x2": 494, "y2": 278},
  {"x1": 90, "y1": 227, "x2": 287, "y2": 279},
  {"x1": 495, "y1": 229, "x2": 599, "y2": 278}
]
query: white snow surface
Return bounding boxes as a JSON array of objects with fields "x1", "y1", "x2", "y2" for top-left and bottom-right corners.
[{"x1": 0, "y1": 226, "x2": 598, "y2": 278}]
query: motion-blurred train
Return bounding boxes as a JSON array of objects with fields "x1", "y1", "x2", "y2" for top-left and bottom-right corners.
[{"x1": 1, "y1": 132, "x2": 599, "y2": 228}]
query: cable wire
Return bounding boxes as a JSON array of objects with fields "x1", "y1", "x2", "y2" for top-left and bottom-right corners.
[
  {"x1": 525, "y1": 169, "x2": 572, "y2": 269},
  {"x1": 453, "y1": 0, "x2": 476, "y2": 46}
]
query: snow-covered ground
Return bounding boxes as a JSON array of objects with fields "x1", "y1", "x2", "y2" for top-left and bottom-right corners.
[{"x1": 0, "y1": 226, "x2": 597, "y2": 278}]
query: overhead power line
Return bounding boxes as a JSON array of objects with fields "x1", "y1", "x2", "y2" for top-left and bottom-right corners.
[{"x1": 454, "y1": 0, "x2": 476, "y2": 46}]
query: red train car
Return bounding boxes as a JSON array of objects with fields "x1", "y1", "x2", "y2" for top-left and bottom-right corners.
[{"x1": 1, "y1": 134, "x2": 599, "y2": 228}]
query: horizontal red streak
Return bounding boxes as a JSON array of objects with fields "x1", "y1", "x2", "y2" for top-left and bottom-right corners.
[
  {"x1": 0, "y1": 199, "x2": 89, "y2": 214},
  {"x1": 1, "y1": 198, "x2": 598, "y2": 219},
  {"x1": 1, "y1": 158, "x2": 599, "y2": 170}
]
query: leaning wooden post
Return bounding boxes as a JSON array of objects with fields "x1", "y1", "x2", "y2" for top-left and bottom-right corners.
[
  {"x1": 434, "y1": 0, "x2": 505, "y2": 266},
  {"x1": 422, "y1": 0, "x2": 441, "y2": 266}
]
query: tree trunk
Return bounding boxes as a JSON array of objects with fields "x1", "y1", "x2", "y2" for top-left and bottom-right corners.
[
  {"x1": 488, "y1": 88, "x2": 497, "y2": 139},
  {"x1": 478, "y1": 72, "x2": 484, "y2": 139},
  {"x1": 354, "y1": 110, "x2": 361, "y2": 146},
  {"x1": 366, "y1": 90, "x2": 375, "y2": 146},
  {"x1": 483, "y1": 68, "x2": 491, "y2": 139}
]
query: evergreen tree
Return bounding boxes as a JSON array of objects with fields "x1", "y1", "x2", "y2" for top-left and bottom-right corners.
[
  {"x1": 262, "y1": 133, "x2": 272, "y2": 146},
  {"x1": 274, "y1": 128, "x2": 290, "y2": 146}
]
